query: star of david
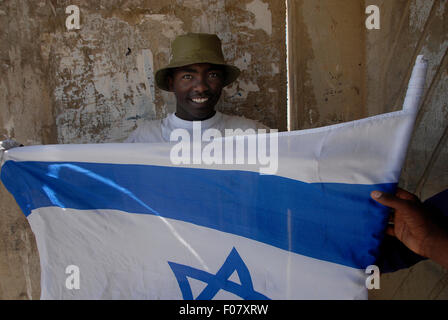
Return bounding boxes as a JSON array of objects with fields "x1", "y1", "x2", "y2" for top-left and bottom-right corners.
[{"x1": 168, "y1": 247, "x2": 270, "y2": 300}]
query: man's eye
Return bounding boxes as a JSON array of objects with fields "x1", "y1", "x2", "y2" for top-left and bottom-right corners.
[
  {"x1": 182, "y1": 74, "x2": 192, "y2": 80},
  {"x1": 209, "y1": 72, "x2": 220, "y2": 79}
]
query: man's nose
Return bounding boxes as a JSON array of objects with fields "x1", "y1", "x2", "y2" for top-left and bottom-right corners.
[{"x1": 193, "y1": 75, "x2": 210, "y2": 93}]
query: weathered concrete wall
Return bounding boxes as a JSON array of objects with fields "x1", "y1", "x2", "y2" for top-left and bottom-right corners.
[
  {"x1": 39, "y1": 0, "x2": 286, "y2": 144},
  {"x1": 366, "y1": 0, "x2": 448, "y2": 300},
  {"x1": 287, "y1": 0, "x2": 367, "y2": 130},
  {"x1": 0, "y1": 0, "x2": 286, "y2": 299},
  {"x1": 288, "y1": 0, "x2": 448, "y2": 299},
  {"x1": 1, "y1": 0, "x2": 57, "y2": 300}
]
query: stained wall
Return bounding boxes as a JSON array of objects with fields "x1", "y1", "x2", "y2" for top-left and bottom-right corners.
[{"x1": 287, "y1": 0, "x2": 448, "y2": 299}]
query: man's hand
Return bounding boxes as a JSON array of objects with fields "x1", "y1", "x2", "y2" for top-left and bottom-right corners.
[{"x1": 371, "y1": 188, "x2": 448, "y2": 269}]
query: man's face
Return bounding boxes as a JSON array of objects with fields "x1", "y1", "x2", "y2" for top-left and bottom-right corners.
[{"x1": 168, "y1": 63, "x2": 225, "y2": 121}]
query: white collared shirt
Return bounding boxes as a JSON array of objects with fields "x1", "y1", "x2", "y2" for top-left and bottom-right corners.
[{"x1": 124, "y1": 112, "x2": 269, "y2": 143}]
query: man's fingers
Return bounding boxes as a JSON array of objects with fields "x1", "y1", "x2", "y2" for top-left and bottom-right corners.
[
  {"x1": 371, "y1": 190, "x2": 412, "y2": 211},
  {"x1": 396, "y1": 187, "x2": 419, "y2": 202},
  {"x1": 386, "y1": 225, "x2": 396, "y2": 237}
]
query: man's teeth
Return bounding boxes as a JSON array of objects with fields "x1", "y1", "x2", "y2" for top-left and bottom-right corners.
[{"x1": 192, "y1": 97, "x2": 209, "y2": 103}]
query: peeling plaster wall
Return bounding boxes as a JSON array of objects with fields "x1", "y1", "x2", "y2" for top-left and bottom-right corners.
[
  {"x1": 0, "y1": 0, "x2": 286, "y2": 299},
  {"x1": 39, "y1": 0, "x2": 286, "y2": 144}
]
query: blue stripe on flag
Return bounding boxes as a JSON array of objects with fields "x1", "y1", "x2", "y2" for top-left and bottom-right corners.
[{"x1": 1, "y1": 161, "x2": 395, "y2": 269}]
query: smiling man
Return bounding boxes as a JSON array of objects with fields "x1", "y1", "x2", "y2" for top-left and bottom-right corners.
[
  {"x1": 125, "y1": 33, "x2": 268, "y2": 143},
  {"x1": 168, "y1": 63, "x2": 224, "y2": 121}
]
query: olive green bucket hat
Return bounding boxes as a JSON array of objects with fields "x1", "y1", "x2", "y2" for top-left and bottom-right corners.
[{"x1": 155, "y1": 33, "x2": 241, "y2": 91}]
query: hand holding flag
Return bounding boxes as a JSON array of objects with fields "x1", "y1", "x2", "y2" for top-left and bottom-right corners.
[{"x1": 371, "y1": 188, "x2": 448, "y2": 269}]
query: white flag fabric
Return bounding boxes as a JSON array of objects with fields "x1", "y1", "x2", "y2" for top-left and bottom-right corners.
[{"x1": 1, "y1": 57, "x2": 427, "y2": 300}]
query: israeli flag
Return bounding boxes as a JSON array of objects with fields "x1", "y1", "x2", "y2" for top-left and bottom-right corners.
[{"x1": 1, "y1": 57, "x2": 427, "y2": 300}]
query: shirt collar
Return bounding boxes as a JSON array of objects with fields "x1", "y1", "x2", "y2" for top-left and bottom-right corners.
[{"x1": 168, "y1": 111, "x2": 222, "y2": 130}]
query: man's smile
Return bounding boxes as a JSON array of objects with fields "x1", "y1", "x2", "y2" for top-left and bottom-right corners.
[{"x1": 190, "y1": 97, "x2": 210, "y2": 104}]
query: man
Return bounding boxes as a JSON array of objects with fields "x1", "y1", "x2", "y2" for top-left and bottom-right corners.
[{"x1": 125, "y1": 33, "x2": 268, "y2": 143}]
